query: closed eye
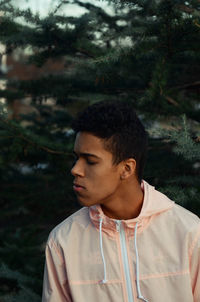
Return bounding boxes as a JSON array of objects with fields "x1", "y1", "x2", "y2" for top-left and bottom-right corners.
[
  {"x1": 86, "y1": 160, "x2": 97, "y2": 165},
  {"x1": 72, "y1": 153, "x2": 97, "y2": 166}
]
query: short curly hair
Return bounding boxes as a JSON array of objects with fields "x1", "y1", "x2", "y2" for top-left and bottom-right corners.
[{"x1": 72, "y1": 100, "x2": 148, "y2": 182}]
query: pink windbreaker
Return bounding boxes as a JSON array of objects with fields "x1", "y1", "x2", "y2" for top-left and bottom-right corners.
[{"x1": 42, "y1": 181, "x2": 200, "y2": 302}]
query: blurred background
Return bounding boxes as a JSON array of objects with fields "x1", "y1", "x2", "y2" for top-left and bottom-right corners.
[{"x1": 0, "y1": 0, "x2": 200, "y2": 300}]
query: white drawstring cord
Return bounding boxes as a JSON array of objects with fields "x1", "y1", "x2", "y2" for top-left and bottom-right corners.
[
  {"x1": 134, "y1": 222, "x2": 149, "y2": 302},
  {"x1": 99, "y1": 218, "x2": 107, "y2": 284},
  {"x1": 98, "y1": 217, "x2": 149, "y2": 301}
]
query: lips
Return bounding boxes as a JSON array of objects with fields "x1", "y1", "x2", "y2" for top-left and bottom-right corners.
[
  {"x1": 73, "y1": 183, "x2": 85, "y2": 193},
  {"x1": 73, "y1": 182, "x2": 85, "y2": 188}
]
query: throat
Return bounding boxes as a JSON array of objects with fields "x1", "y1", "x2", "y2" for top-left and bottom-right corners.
[{"x1": 101, "y1": 190, "x2": 144, "y2": 220}]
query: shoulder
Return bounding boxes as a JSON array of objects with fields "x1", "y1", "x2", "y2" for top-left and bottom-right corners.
[
  {"x1": 47, "y1": 207, "x2": 90, "y2": 246},
  {"x1": 167, "y1": 203, "x2": 200, "y2": 247},
  {"x1": 170, "y1": 203, "x2": 200, "y2": 230}
]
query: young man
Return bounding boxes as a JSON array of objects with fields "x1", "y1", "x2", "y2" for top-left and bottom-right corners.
[{"x1": 42, "y1": 101, "x2": 200, "y2": 302}]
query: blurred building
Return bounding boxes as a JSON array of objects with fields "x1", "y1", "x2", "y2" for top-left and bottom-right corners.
[{"x1": 0, "y1": 47, "x2": 69, "y2": 120}]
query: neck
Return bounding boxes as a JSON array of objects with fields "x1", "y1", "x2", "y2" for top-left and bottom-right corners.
[{"x1": 101, "y1": 179, "x2": 144, "y2": 220}]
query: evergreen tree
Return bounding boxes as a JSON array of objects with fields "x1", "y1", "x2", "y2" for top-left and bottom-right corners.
[{"x1": 0, "y1": 0, "x2": 199, "y2": 299}]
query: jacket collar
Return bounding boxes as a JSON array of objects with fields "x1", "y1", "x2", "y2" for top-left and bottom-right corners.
[{"x1": 89, "y1": 180, "x2": 174, "y2": 237}]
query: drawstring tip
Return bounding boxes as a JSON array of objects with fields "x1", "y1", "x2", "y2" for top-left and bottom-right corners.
[
  {"x1": 138, "y1": 295, "x2": 149, "y2": 302},
  {"x1": 99, "y1": 279, "x2": 107, "y2": 284}
]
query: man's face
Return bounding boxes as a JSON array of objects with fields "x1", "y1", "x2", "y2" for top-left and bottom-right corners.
[{"x1": 71, "y1": 132, "x2": 123, "y2": 207}]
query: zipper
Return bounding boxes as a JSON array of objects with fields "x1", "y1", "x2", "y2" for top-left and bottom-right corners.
[{"x1": 116, "y1": 220, "x2": 134, "y2": 302}]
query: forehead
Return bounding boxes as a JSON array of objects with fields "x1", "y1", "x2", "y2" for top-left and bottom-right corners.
[{"x1": 74, "y1": 132, "x2": 111, "y2": 157}]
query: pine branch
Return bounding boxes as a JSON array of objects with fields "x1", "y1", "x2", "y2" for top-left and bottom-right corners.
[
  {"x1": 175, "y1": 81, "x2": 200, "y2": 90},
  {"x1": 0, "y1": 117, "x2": 71, "y2": 156}
]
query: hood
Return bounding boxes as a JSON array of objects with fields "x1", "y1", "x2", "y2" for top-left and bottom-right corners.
[{"x1": 89, "y1": 180, "x2": 174, "y2": 237}]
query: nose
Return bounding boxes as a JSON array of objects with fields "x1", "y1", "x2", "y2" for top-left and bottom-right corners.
[{"x1": 71, "y1": 159, "x2": 84, "y2": 177}]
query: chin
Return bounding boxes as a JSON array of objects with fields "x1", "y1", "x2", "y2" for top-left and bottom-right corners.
[{"x1": 77, "y1": 197, "x2": 98, "y2": 207}]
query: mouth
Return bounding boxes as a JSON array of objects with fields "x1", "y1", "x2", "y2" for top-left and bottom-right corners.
[{"x1": 73, "y1": 183, "x2": 85, "y2": 192}]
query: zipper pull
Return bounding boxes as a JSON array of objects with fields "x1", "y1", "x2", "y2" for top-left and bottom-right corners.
[{"x1": 116, "y1": 220, "x2": 121, "y2": 232}]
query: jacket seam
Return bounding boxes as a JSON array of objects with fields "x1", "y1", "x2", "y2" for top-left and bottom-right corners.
[
  {"x1": 48, "y1": 237, "x2": 64, "y2": 264},
  {"x1": 69, "y1": 279, "x2": 122, "y2": 285},
  {"x1": 188, "y1": 223, "x2": 200, "y2": 263},
  {"x1": 139, "y1": 270, "x2": 190, "y2": 280}
]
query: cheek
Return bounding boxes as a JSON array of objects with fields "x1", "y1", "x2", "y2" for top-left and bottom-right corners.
[
  {"x1": 77, "y1": 170, "x2": 120, "y2": 206},
  {"x1": 86, "y1": 166, "x2": 109, "y2": 182},
  {"x1": 88, "y1": 168, "x2": 120, "y2": 193}
]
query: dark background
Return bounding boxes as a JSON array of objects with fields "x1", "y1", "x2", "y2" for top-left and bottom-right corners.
[{"x1": 0, "y1": 0, "x2": 199, "y2": 300}]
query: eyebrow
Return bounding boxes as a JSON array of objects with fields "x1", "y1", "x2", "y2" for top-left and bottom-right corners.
[{"x1": 73, "y1": 151, "x2": 101, "y2": 160}]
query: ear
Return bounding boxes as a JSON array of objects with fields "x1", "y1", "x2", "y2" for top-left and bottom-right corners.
[{"x1": 120, "y1": 158, "x2": 136, "y2": 180}]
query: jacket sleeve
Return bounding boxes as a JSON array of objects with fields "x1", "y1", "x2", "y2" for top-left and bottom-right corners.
[
  {"x1": 190, "y1": 224, "x2": 200, "y2": 302},
  {"x1": 42, "y1": 238, "x2": 72, "y2": 302}
]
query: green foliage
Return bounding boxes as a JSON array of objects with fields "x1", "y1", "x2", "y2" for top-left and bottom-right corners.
[
  {"x1": 0, "y1": 263, "x2": 40, "y2": 302},
  {"x1": 170, "y1": 116, "x2": 200, "y2": 161},
  {"x1": 146, "y1": 115, "x2": 200, "y2": 213},
  {"x1": 0, "y1": 0, "x2": 199, "y2": 299}
]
